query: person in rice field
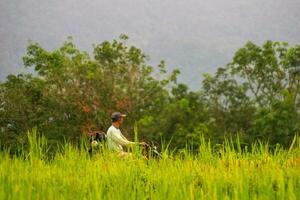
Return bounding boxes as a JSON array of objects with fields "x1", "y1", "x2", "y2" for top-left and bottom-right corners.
[{"x1": 106, "y1": 112, "x2": 147, "y2": 157}]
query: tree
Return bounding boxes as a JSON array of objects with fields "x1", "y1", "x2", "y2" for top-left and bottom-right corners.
[
  {"x1": 0, "y1": 35, "x2": 178, "y2": 151},
  {"x1": 202, "y1": 41, "x2": 300, "y2": 146}
]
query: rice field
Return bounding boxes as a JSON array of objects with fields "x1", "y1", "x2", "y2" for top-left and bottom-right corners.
[{"x1": 0, "y1": 131, "x2": 299, "y2": 200}]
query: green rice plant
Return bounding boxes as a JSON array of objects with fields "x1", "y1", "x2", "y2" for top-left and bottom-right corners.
[{"x1": 0, "y1": 131, "x2": 299, "y2": 200}]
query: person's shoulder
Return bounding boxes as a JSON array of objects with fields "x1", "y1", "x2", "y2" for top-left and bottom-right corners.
[
  {"x1": 107, "y1": 125, "x2": 117, "y2": 133},
  {"x1": 107, "y1": 126, "x2": 120, "y2": 137},
  {"x1": 107, "y1": 125, "x2": 114, "y2": 132}
]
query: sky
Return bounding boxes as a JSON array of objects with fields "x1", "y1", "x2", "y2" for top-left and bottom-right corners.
[{"x1": 0, "y1": 0, "x2": 299, "y2": 89}]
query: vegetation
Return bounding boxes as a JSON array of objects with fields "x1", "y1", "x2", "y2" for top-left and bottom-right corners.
[
  {"x1": 0, "y1": 35, "x2": 299, "y2": 199},
  {"x1": 0, "y1": 131, "x2": 299, "y2": 200},
  {"x1": 0, "y1": 35, "x2": 300, "y2": 152}
]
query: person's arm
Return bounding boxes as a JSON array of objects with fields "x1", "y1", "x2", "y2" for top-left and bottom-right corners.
[{"x1": 110, "y1": 130, "x2": 136, "y2": 147}]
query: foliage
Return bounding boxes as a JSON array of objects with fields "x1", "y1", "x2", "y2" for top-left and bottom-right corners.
[
  {"x1": 0, "y1": 132, "x2": 299, "y2": 200},
  {"x1": 202, "y1": 41, "x2": 300, "y2": 146},
  {"x1": 1, "y1": 37, "x2": 299, "y2": 152},
  {"x1": 0, "y1": 35, "x2": 176, "y2": 152}
]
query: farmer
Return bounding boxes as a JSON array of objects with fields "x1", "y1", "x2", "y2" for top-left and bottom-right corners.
[{"x1": 106, "y1": 112, "x2": 147, "y2": 157}]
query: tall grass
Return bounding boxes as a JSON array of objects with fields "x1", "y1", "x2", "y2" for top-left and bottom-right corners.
[{"x1": 0, "y1": 131, "x2": 299, "y2": 200}]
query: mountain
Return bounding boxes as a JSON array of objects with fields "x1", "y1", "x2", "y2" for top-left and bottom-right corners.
[{"x1": 1, "y1": 0, "x2": 299, "y2": 89}]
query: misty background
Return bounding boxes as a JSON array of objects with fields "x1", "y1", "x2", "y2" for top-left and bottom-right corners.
[{"x1": 0, "y1": 0, "x2": 299, "y2": 89}]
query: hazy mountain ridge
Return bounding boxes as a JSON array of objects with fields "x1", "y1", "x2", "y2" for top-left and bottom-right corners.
[{"x1": 1, "y1": 0, "x2": 299, "y2": 89}]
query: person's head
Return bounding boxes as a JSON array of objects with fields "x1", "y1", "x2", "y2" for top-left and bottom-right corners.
[{"x1": 111, "y1": 112, "x2": 126, "y2": 127}]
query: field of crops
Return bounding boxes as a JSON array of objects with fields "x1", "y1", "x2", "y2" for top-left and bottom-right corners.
[{"x1": 0, "y1": 132, "x2": 299, "y2": 200}]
